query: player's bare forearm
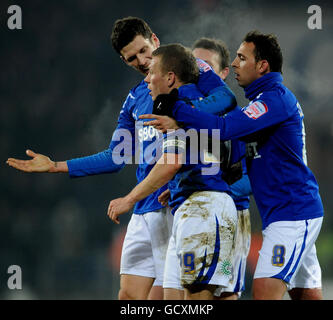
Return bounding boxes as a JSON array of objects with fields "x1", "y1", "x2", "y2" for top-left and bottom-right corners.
[
  {"x1": 128, "y1": 153, "x2": 181, "y2": 203},
  {"x1": 6, "y1": 149, "x2": 68, "y2": 173},
  {"x1": 108, "y1": 153, "x2": 182, "y2": 224},
  {"x1": 54, "y1": 161, "x2": 68, "y2": 173}
]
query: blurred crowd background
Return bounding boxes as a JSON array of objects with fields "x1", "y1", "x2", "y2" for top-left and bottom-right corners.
[{"x1": 1, "y1": 0, "x2": 332, "y2": 299}]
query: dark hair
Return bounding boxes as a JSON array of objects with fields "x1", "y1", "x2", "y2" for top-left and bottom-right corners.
[
  {"x1": 111, "y1": 16, "x2": 153, "y2": 55},
  {"x1": 192, "y1": 37, "x2": 230, "y2": 70},
  {"x1": 243, "y1": 30, "x2": 283, "y2": 73},
  {"x1": 152, "y1": 44, "x2": 199, "y2": 84}
]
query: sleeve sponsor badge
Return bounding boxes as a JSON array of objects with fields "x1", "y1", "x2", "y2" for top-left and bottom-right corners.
[
  {"x1": 243, "y1": 100, "x2": 268, "y2": 119},
  {"x1": 196, "y1": 59, "x2": 212, "y2": 73}
]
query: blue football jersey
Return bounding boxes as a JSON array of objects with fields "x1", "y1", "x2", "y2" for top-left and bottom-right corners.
[
  {"x1": 67, "y1": 59, "x2": 236, "y2": 214},
  {"x1": 163, "y1": 84, "x2": 230, "y2": 213},
  {"x1": 171, "y1": 72, "x2": 324, "y2": 229}
]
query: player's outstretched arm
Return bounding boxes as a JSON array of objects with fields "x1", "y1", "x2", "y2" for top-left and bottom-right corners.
[{"x1": 6, "y1": 149, "x2": 68, "y2": 173}]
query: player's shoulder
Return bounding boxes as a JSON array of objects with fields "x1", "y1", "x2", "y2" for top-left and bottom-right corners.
[
  {"x1": 251, "y1": 84, "x2": 283, "y2": 107},
  {"x1": 130, "y1": 79, "x2": 149, "y2": 96},
  {"x1": 259, "y1": 83, "x2": 298, "y2": 110},
  {"x1": 246, "y1": 86, "x2": 298, "y2": 120},
  {"x1": 122, "y1": 80, "x2": 148, "y2": 111}
]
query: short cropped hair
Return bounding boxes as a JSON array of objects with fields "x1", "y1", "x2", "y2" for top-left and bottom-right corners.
[
  {"x1": 243, "y1": 30, "x2": 283, "y2": 73},
  {"x1": 111, "y1": 16, "x2": 153, "y2": 55},
  {"x1": 192, "y1": 37, "x2": 230, "y2": 70},
  {"x1": 152, "y1": 44, "x2": 199, "y2": 85}
]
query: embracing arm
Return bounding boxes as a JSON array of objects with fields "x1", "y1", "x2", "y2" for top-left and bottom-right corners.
[
  {"x1": 141, "y1": 93, "x2": 293, "y2": 141},
  {"x1": 193, "y1": 58, "x2": 237, "y2": 115},
  {"x1": 191, "y1": 85, "x2": 237, "y2": 115}
]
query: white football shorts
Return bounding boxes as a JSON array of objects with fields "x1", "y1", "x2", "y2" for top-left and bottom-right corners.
[
  {"x1": 217, "y1": 208, "x2": 251, "y2": 296},
  {"x1": 254, "y1": 217, "x2": 323, "y2": 290},
  {"x1": 163, "y1": 191, "x2": 237, "y2": 291},
  {"x1": 120, "y1": 207, "x2": 173, "y2": 286}
]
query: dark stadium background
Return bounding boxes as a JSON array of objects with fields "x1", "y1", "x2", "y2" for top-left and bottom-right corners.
[{"x1": 1, "y1": 0, "x2": 332, "y2": 299}]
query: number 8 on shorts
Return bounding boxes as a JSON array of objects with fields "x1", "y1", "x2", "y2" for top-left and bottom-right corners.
[{"x1": 271, "y1": 245, "x2": 285, "y2": 267}]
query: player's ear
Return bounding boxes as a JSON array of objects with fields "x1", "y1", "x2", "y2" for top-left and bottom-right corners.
[
  {"x1": 151, "y1": 33, "x2": 160, "y2": 48},
  {"x1": 219, "y1": 67, "x2": 229, "y2": 80},
  {"x1": 120, "y1": 55, "x2": 128, "y2": 65},
  {"x1": 167, "y1": 72, "x2": 176, "y2": 87},
  {"x1": 258, "y1": 60, "x2": 270, "y2": 74}
]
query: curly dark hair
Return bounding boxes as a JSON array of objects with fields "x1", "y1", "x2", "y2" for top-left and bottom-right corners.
[
  {"x1": 243, "y1": 30, "x2": 283, "y2": 73},
  {"x1": 111, "y1": 16, "x2": 153, "y2": 55}
]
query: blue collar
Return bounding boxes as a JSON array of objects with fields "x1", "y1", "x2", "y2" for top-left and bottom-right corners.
[{"x1": 244, "y1": 72, "x2": 283, "y2": 100}]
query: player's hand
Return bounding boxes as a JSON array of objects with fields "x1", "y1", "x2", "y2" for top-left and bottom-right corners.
[
  {"x1": 107, "y1": 196, "x2": 135, "y2": 224},
  {"x1": 158, "y1": 189, "x2": 171, "y2": 207},
  {"x1": 6, "y1": 149, "x2": 56, "y2": 173},
  {"x1": 139, "y1": 114, "x2": 180, "y2": 133},
  {"x1": 152, "y1": 88, "x2": 179, "y2": 117}
]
